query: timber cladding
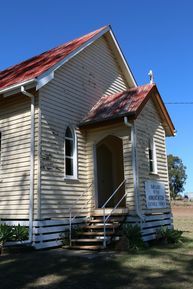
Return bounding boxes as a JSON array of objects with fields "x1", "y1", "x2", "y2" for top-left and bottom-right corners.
[
  {"x1": 136, "y1": 98, "x2": 171, "y2": 214},
  {"x1": 0, "y1": 32, "x2": 172, "y2": 222},
  {"x1": 0, "y1": 93, "x2": 39, "y2": 219},
  {"x1": 0, "y1": 27, "x2": 174, "y2": 250},
  {"x1": 39, "y1": 36, "x2": 128, "y2": 219}
]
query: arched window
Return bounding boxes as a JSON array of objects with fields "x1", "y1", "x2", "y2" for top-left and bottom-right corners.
[
  {"x1": 149, "y1": 138, "x2": 157, "y2": 174},
  {"x1": 64, "y1": 126, "x2": 77, "y2": 179}
]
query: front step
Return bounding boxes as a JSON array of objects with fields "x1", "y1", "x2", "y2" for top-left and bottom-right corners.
[
  {"x1": 69, "y1": 245, "x2": 104, "y2": 250},
  {"x1": 69, "y1": 208, "x2": 127, "y2": 250},
  {"x1": 92, "y1": 208, "x2": 128, "y2": 216},
  {"x1": 71, "y1": 238, "x2": 104, "y2": 243},
  {"x1": 84, "y1": 224, "x2": 119, "y2": 230},
  {"x1": 90, "y1": 217, "x2": 125, "y2": 223},
  {"x1": 77, "y1": 231, "x2": 114, "y2": 236}
]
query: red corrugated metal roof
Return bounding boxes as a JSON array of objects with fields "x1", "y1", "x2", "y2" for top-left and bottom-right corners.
[
  {"x1": 80, "y1": 84, "x2": 155, "y2": 126},
  {"x1": 0, "y1": 26, "x2": 107, "y2": 91},
  {"x1": 80, "y1": 83, "x2": 175, "y2": 136}
]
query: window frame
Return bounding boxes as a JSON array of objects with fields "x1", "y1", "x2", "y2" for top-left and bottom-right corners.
[
  {"x1": 64, "y1": 126, "x2": 78, "y2": 180},
  {"x1": 149, "y1": 138, "x2": 158, "y2": 175}
]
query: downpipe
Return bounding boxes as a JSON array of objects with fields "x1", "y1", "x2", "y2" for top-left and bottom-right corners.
[
  {"x1": 124, "y1": 117, "x2": 145, "y2": 223},
  {"x1": 21, "y1": 86, "x2": 35, "y2": 243}
]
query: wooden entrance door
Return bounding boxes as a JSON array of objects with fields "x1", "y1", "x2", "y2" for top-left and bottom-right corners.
[
  {"x1": 97, "y1": 143, "x2": 114, "y2": 207},
  {"x1": 96, "y1": 135, "x2": 125, "y2": 208}
]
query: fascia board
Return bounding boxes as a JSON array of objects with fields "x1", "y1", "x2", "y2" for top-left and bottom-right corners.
[
  {"x1": 108, "y1": 29, "x2": 137, "y2": 88},
  {"x1": 36, "y1": 26, "x2": 110, "y2": 90}
]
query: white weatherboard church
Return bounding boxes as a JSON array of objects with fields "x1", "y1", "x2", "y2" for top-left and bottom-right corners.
[{"x1": 0, "y1": 25, "x2": 175, "y2": 249}]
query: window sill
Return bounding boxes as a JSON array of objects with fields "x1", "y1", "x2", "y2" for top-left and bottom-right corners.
[
  {"x1": 64, "y1": 177, "x2": 79, "y2": 183},
  {"x1": 149, "y1": 172, "x2": 160, "y2": 177}
]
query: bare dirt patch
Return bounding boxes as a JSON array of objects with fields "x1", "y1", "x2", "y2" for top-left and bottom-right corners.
[
  {"x1": 172, "y1": 201, "x2": 193, "y2": 217},
  {"x1": 172, "y1": 206, "x2": 193, "y2": 217}
]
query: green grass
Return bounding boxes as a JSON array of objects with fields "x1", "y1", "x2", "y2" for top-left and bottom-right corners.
[{"x1": 1, "y1": 216, "x2": 193, "y2": 289}]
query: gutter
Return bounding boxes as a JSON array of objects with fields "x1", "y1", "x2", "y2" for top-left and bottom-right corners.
[
  {"x1": 0, "y1": 79, "x2": 36, "y2": 96},
  {"x1": 21, "y1": 86, "x2": 35, "y2": 243},
  {"x1": 124, "y1": 117, "x2": 144, "y2": 222}
]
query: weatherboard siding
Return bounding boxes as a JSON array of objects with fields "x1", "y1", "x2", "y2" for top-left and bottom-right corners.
[
  {"x1": 135, "y1": 98, "x2": 171, "y2": 214},
  {"x1": 39, "y1": 36, "x2": 128, "y2": 219},
  {"x1": 0, "y1": 93, "x2": 39, "y2": 219}
]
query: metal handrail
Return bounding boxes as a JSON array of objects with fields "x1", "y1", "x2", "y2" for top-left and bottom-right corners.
[
  {"x1": 101, "y1": 179, "x2": 126, "y2": 208},
  {"x1": 69, "y1": 181, "x2": 94, "y2": 246},
  {"x1": 69, "y1": 181, "x2": 93, "y2": 212},
  {"x1": 102, "y1": 179, "x2": 127, "y2": 248},
  {"x1": 105, "y1": 190, "x2": 128, "y2": 224}
]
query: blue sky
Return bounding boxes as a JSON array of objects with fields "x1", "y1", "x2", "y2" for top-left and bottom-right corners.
[{"x1": 1, "y1": 0, "x2": 192, "y2": 192}]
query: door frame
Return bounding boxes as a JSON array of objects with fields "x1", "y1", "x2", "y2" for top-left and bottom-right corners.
[
  {"x1": 93, "y1": 144, "x2": 99, "y2": 208},
  {"x1": 93, "y1": 135, "x2": 125, "y2": 209}
]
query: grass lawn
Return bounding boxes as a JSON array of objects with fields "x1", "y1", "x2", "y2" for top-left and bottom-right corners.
[{"x1": 0, "y1": 214, "x2": 193, "y2": 289}]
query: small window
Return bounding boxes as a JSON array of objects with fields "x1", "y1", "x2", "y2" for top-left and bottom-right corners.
[
  {"x1": 149, "y1": 139, "x2": 157, "y2": 174},
  {"x1": 64, "y1": 126, "x2": 77, "y2": 179}
]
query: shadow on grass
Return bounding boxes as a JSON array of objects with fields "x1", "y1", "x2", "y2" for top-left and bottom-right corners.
[
  {"x1": 1, "y1": 243, "x2": 193, "y2": 289},
  {"x1": 181, "y1": 235, "x2": 193, "y2": 244}
]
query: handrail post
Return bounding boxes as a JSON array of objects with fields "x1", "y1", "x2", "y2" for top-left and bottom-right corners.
[
  {"x1": 69, "y1": 210, "x2": 72, "y2": 247},
  {"x1": 102, "y1": 179, "x2": 127, "y2": 249},
  {"x1": 103, "y1": 207, "x2": 106, "y2": 248}
]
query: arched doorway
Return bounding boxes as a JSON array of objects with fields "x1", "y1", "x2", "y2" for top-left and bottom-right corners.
[{"x1": 96, "y1": 135, "x2": 125, "y2": 208}]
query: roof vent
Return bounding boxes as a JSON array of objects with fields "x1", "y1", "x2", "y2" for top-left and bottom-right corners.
[{"x1": 148, "y1": 70, "x2": 154, "y2": 84}]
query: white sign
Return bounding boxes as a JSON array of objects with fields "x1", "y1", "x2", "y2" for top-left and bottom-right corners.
[{"x1": 145, "y1": 181, "x2": 167, "y2": 209}]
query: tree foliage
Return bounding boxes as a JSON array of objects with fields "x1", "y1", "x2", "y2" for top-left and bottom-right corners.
[{"x1": 167, "y1": 154, "x2": 187, "y2": 199}]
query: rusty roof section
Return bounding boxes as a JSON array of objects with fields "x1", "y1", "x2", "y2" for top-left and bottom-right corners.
[
  {"x1": 80, "y1": 84, "x2": 154, "y2": 124},
  {"x1": 80, "y1": 83, "x2": 175, "y2": 136},
  {"x1": 0, "y1": 26, "x2": 108, "y2": 91}
]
